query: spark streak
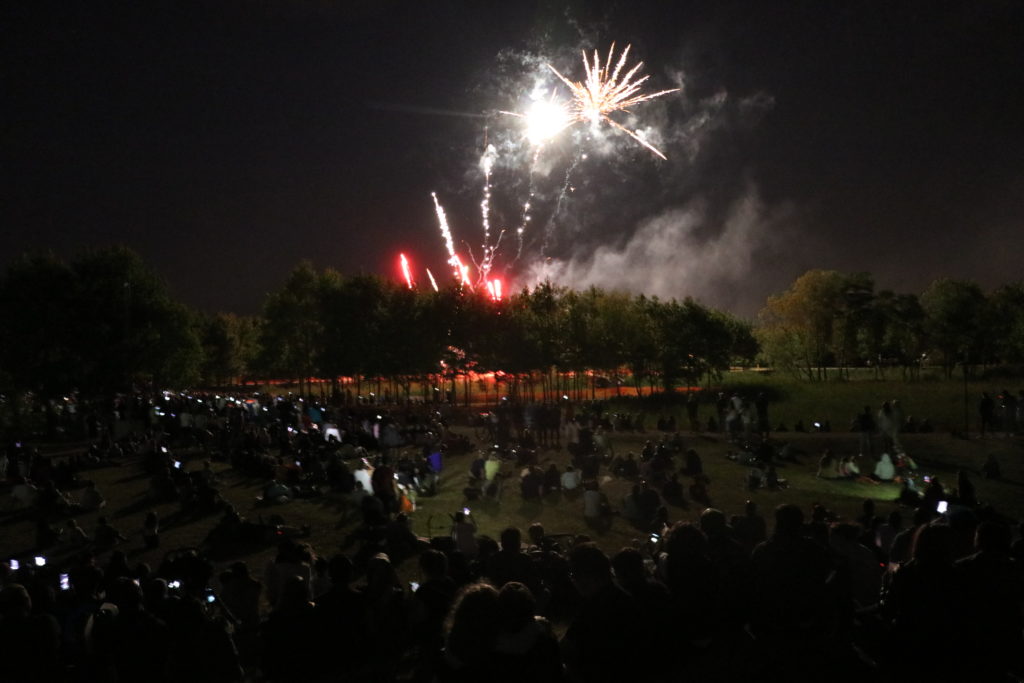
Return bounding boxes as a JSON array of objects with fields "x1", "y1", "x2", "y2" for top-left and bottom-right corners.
[
  {"x1": 479, "y1": 144, "x2": 497, "y2": 280},
  {"x1": 399, "y1": 253, "x2": 414, "y2": 289},
  {"x1": 426, "y1": 268, "x2": 439, "y2": 292}
]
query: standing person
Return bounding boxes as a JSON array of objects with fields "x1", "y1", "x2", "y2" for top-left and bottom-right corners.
[
  {"x1": 686, "y1": 392, "x2": 700, "y2": 433},
  {"x1": 142, "y1": 511, "x2": 159, "y2": 550},
  {"x1": 854, "y1": 406, "x2": 876, "y2": 457},
  {"x1": 1018, "y1": 390, "x2": 1024, "y2": 435},
  {"x1": 877, "y1": 402, "x2": 896, "y2": 453},
  {"x1": 1000, "y1": 389, "x2": 1018, "y2": 436},
  {"x1": 94, "y1": 516, "x2": 127, "y2": 549},
  {"x1": 884, "y1": 525, "x2": 964, "y2": 681},
  {"x1": 890, "y1": 400, "x2": 904, "y2": 453},
  {"x1": 955, "y1": 522, "x2": 1024, "y2": 681},
  {"x1": 979, "y1": 392, "x2": 995, "y2": 437},
  {"x1": 749, "y1": 505, "x2": 835, "y2": 676},
  {"x1": 716, "y1": 393, "x2": 728, "y2": 434},
  {"x1": 561, "y1": 544, "x2": 646, "y2": 682},
  {"x1": 755, "y1": 393, "x2": 770, "y2": 438},
  {"x1": 451, "y1": 510, "x2": 478, "y2": 558}
]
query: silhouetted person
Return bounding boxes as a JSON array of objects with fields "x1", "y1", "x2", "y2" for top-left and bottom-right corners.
[
  {"x1": 0, "y1": 584, "x2": 61, "y2": 683},
  {"x1": 749, "y1": 505, "x2": 834, "y2": 656},
  {"x1": 885, "y1": 524, "x2": 965, "y2": 681},
  {"x1": 979, "y1": 392, "x2": 995, "y2": 436},
  {"x1": 956, "y1": 522, "x2": 1024, "y2": 681},
  {"x1": 561, "y1": 543, "x2": 645, "y2": 682}
]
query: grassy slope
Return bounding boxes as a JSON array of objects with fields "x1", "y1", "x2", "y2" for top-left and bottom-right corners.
[{"x1": 3, "y1": 375, "x2": 1023, "y2": 593}]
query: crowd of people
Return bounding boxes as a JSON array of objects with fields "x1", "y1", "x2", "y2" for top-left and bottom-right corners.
[
  {"x1": 2, "y1": 388, "x2": 1023, "y2": 682},
  {"x1": 4, "y1": 496, "x2": 1023, "y2": 682}
]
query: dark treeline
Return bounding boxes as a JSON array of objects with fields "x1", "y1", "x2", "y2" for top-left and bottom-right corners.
[
  {"x1": 2, "y1": 250, "x2": 1023, "y2": 403},
  {"x1": 0, "y1": 250, "x2": 754, "y2": 404},
  {"x1": 758, "y1": 270, "x2": 1024, "y2": 381}
]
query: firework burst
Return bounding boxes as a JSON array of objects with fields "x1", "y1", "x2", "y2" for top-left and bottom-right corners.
[
  {"x1": 410, "y1": 43, "x2": 678, "y2": 296},
  {"x1": 505, "y1": 43, "x2": 678, "y2": 158},
  {"x1": 549, "y1": 43, "x2": 678, "y2": 159}
]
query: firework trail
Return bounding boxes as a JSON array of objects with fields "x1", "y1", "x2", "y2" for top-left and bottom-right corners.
[
  {"x1": 541, "y1": 151, "x2": 583, "y2": 256},
  {"x1": 514, "y1": 147, "x2": 543, "y2": 262},
  {"x1": 400, "y1": 253, "x2": 414, "y2": 289},
  {"x1": 478, "y1": 143, "x2": 499, "y2": 281},
  {"x1": 426, "y1": 268, "x2": 439, "y2": 292},
  {"x1": 431, "y1": 192, "x2": 470, "y2": 285}
]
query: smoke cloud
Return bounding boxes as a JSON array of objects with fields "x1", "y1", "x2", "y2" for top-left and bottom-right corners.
[{"x1": 529, "y1": 185, "x2": 795, "y2": 316}]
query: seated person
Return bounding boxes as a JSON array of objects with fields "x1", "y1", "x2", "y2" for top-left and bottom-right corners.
[
  {"x1": 981, "y1": 453, "x2": 1001, "y2": 480},
  {"x1": 689, "y1": 475, "x2": 711, "y2": 506},
  {"x1": 36, "y1": 482, "x2": 74, "y2": 516},
  {"x1": 682, "y1": 449, "x2": 703, "y2": 476},
  {"x1": 747, "y1": 466, "x2": 764, "y2": 491},
  {"x1": 583, "y1": 482, "x2": 612, "y2": 530},
  {"x1": 896, "y1": 480, "x2": 921, "y2": 506},
  {"x1": 263, "y1": 479, "x2": 294, "y2": 504},
  {"x1": 619, "y1": 453, "x2": 639, "y2": 479},
  {"x1": 94, "y1": 516, "x2": 127, "y2": 548},
  {"x1": 11, "y1": 479, "x2": 39, "y2": 509},
  {"x1": 621, "y1": 485, "x2": 643, "y2": 523},
  {"x1": 63, "y1": 518, "x2": 91, "y2": 547},
  {"x1": 661, "y1": 474, "x2": 685, "y2": 505},
  {"x1": 560, "y1": 465, "x2": 582, "y2": 492},
  {"x1": 79, "y1": 481, "x2": 106, "y2": 511},
  {"x1": 764, "y1": 465, "x2": 785, "y2": 489},
  {"x1": 873, "y1": 453, "x2": 895, "y2": 481},
  {"x1": 542, "y1": 464, "x2": 561, "y2": 492}
]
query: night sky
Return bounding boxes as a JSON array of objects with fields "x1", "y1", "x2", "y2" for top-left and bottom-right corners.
[{"x1": 4, "y1": 0, "x2": 1023, "y2": 317}]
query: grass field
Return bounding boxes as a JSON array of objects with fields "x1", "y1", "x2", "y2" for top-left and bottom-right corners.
[{"x1": 3, "y1": 375, "x2": 1023, "y2": 604}]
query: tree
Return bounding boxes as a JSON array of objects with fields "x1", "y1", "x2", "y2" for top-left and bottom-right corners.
[
  {"x1": 200, "y1": 313, "x2": 259, "y2": 385},
  {"x1": 920, "y1": 278, "x2": 987, "y2": 378},
  {"x1": 757, "y1": 270, "x2": 845, "y2": 380},
  {"x1": 0, "y1": 247, "x2": 203, "y2": 396},
  {"x1": 256, "y1": 262, "x2": 327, "y2": 393},
  {"x1": 988, "y1": 283, "x2": 1024, "y2": 364}
]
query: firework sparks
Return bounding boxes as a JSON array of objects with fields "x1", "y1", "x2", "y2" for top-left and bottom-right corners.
[
  {"x1": 486, "y1": 279, "x2": 504, "y2": 301},
  {"x1": 399, "y1": 253, "x2": 414, "y2": 289},
  {"x1": 523, "y1": 97, "x2": 572, "y2": 146},
  {"x1": 432, "y1": 192, "x2": 472, "y2": 286},
  {"x1": 478, "y1": 144, "x2": 499, "y2": 281},
  {"x1": 454, "y1": 254, "x2": 471, "y2": 287},
  {"x1": 505, "y1": 44, "x2": 678, "y2": 159},
  {"x1": 409, "y1": 43, "x2": 677, "y2": 297},
  {"x1": 548, "y1": 43, "x2": 678, "y2": 159}
]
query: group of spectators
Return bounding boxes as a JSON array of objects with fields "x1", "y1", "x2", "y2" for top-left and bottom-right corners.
[
  {"x1": 4, "y1": 386, "x2": 1024, "y2": 682},
  {"x1": 979, "y1": 389, "x2": 1023, "y2": 437},
  {"x1": 6, "y1": 496, "x2": 1023, "y2": 682}
]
